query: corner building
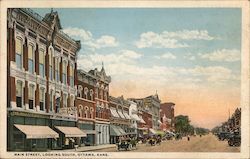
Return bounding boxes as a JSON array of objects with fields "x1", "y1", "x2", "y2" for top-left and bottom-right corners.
[{"x1": 7, "y1": 8, "x2": 84, "y2": 151}]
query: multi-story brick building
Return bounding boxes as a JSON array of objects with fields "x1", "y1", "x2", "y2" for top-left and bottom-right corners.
[
  {"x1": 160, "y1": 102, "x2": 175, "y2": 131},
  {"x1": 75, "y1": 69, "x2": 96, "y2": 146},
  {"x1": 7, "y1": 8, "x2": 85, "y2": 151},
  {"x1": 87, "y1": 65, "x2": 111, "y2": 145}
]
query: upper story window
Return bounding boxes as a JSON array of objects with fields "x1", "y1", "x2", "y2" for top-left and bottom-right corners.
[
  {"x1": 84, "y1": 87, "x2": 88, "y2": 99},
  {"x1": 79, "y1": 105, "x2": 83, "y2": 117},
  {"x1": 70, "y1": 95, "x2": 74, "y2": 107},
  {"x1": 69, "y1": 63, "x2": 74, "y2": 87},
  {"x1": 28, "y1": 84, "x2": 35, "y2": 109},
  {"x1": 77, "y1": 85, "x2": 83, "y2": 98},
  {"x1": 90, "y1": 107, "x2": 94, "y2": 118},
  {"x1": 50, "y1": 90, "x2": 53, "y2": 112},
  {"x1": 63, "y1": 94, "x2": 67, "y2": 108},
  {"x1": 15, "y1": 38, "x2": 23, "y2": 69},
  {"x1": 28, "y1": 44, "x2": 34, "y2": 73},
  {"x1": 62, "y1": 60, "x2": 67, "y2": 85},
  {"x1": 49, "y1": 48, "x2": 53, "y2": 80},
  {"x1": 84, "y1": 106, "x2": 89, "y2": 118},
  {"x1": 95, "y1": 87, "x2": 98, "y2": 98},
  {"x1": 55, "y1": 58, "x2": 60, "y2": 82},
  {"x1": 39, "y1": 49, "x2": 45, "y2": 77},
  {"x1": 16, "y1": 80, "x2": 23, "y2": 108},
  {"x1": 90, "y1": 89, "x2": 94, "y2": 101},
  {"x1": 39, "y1": 88, "x2": 45, "y2": 111}
]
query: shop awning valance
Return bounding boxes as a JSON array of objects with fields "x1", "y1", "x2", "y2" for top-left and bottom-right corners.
[
  {"x1": 110, "y1": 108, "x2": 120, "y2": 118},
  {"x1": 131, "y1": 114, "x2": 141, "y2": 121},
  {"x1": 55, "y1": 126, "x2": 87, "y2": 137},
  {"x1": 123, "y1": 112, "x2": 131, "y2": 119},
  {"x1": 14, "y1": 124, "x2": 59, "y2": 139},
  {"x1": 83, "y1": 130, "x2": 96, "y2": 134},
  {"x1": 110, "y1": 125, "x2": 122, "y2": 136},
  {"x1": 117, "y1": 110, "x2": 126, "y2": 119}
]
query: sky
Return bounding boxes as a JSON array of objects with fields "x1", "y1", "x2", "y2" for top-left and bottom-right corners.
[{"x1": 34, "y1": 8, "x2": 241, "y2": 129}]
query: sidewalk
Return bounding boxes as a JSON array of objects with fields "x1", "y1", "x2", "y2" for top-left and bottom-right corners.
[{"x1": 49, "y1": 144, "x2": 116, "y2": 152}]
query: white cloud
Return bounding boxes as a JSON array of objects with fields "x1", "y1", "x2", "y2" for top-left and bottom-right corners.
[
  {"x1": 199, "y1": 49, "x2": 240, "y2": 62},
  {"x1": 135, "y1": 30, "x2": 215, "y2": 48},
  {"x1": 155, "y1": 53, "x2": 176, "y2": 60},
  {"x1": 184, "y1": 53, "x2": 196, "y2": 61},
  {"x1": 63, "y1": 27, "x2": 118, "y2": 50}
]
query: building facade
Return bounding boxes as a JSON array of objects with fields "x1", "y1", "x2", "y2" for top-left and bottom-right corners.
[
  {"x1": 7, "y1": 8, "x2": 85, "y2": 151},
  {"x1": 88, "y1": 66, "x2": 111, "y2": 145},
  {"x1": 75, "y1": 69, "x2": 96, "y2": 146},
  {"x1": 160, "y1": 102, "x2": 175, "y2": 131}
]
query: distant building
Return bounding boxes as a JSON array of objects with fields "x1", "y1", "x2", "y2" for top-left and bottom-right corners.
[{"x1": 160, "y1": 102, "x2": 175, "y2": 131}]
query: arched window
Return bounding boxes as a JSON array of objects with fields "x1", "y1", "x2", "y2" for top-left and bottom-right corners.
[
  {"x1": 77, "y1": 85, "x2": 83, "y2": 98},
  {"x1": 39, "y1": 87, "x2": 45, "y2": 111},
  {"x1": 69, "y1": 63, "x2": 74, "y2": 87},
  {"x1": 90, "y1": 89, "x2": 94, "y2": 101},
  {"x1": 79, "y1": 105, "x2": 83, "y2": 117},
  {"x1": 15, "y1": 37, "x2": 23, "y2": 69},
  {"x1": 55, "y1": 57, "x2": 60, "y2": 82},
  {"x1": 39, "y1": 49, "x2": 45, "y2": 78},
  {"x1": 28, "y1": 84, "x2": 35, "y2": 109},
  {"x1": 16, "y1": 80, "x2": 23, "y2": 108},
  {"x1": 28, "y1": 44, "x2": 34, "y2": 73},
  {"x1": 84, "y1": 106, "x2": 89, "y2": 118},
  {"x1": 84, "y1": 87, "x2": 88, "y2": 99},
  {"x1": 62, "y1": 60, "x2": 67, "y2": 85},
  {"x1": 49, "y1": 48, "x2": 53, "y2": 80},
  {"x1": 90, "y1": 107, "x2": 94, "y2": 118},
  {"x1": 70, "y1": 95, "x2": 74, "y2": 107}
]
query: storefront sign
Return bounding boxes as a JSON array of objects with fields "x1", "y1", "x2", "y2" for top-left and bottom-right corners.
[{"x1": 10, "y1": 111, "x2": 49, "y2": 119}]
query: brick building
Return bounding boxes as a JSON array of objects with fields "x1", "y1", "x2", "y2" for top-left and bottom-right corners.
[
  {"x1": 7, "y1": 8, "x2": 84, "y2": 151},
  {"x1": 160, "y1": 102, "x2": 175, "y2": 131}
]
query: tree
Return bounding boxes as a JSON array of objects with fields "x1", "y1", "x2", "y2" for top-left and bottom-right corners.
[{"x1": 174, "y1": 115, "x2": 191, "y2": 135}]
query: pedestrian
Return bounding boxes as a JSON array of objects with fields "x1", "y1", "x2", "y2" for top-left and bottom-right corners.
[{"x1": 187, "y1": 135, "x2": 190, "y2": 141}]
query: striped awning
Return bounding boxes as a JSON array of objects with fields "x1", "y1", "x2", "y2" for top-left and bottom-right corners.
[{"x1": 55, "y1": 126, "x2": 87, "y2": 137}]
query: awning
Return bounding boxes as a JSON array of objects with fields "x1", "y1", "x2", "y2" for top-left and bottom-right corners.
[
  {"x1": 110, "y1": 108, "x2": 120, "y2": 118},
  {"x1": 149, "y1": 128, "x2": 157, "y2": 134},
  {"x1": 123, "y1": 112, "x2": 131, "y2": 119},
  {"x1": 158, "y1": 120, "x2": 163, "y2": 124},
  {"x1": 139, "y1": 117, "x2": 146, "y2": 124},
  {"x1": 117, "y1": 110, "x2": 126, "y2": 119},
  {"x1": 110, "y1": 125, "x2": 122, "y2": 136},
  {"x1": 131, "y1": 114, "x2": 141, "y2": 121},
  {"x1": 55, "y1": 126, "x2": 87, "y2": 137},
  {"x1": 116, "y1": 126, "x2": 127, "y2": 135},
  {"x1": 14, "y1": 124, "x2": 59, "y2": 139},
  {"x1": 83, "y1": 130, "x2": 96, "y2": 134}
]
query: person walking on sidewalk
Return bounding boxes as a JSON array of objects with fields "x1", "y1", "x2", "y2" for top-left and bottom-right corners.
[{"x1": 187, "y1": 135, "x2": 190, "y2": 141}]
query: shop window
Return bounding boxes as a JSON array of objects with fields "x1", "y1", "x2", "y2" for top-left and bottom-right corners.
[
  {"x1": 39, "y1": 49, "x2": 45, "y2": 77},
  {"x1": 15, "y1": 38, "x2": 22, "y2": 69},
  {"x1": 39, "y1": 88, "x2": 45, "y2": 111},
  {"x1": 28, "y1": 84, "x2": 34, "y2": 109},
  {"x1": 28, "y1": 44, "x2": 34, "y2": 73},
  {"x1": 55, "y1": 58, "x2": 60, "y2": 82},
  {"x1": 16, "y1": 80, "x2": 23, "y2": 108}
]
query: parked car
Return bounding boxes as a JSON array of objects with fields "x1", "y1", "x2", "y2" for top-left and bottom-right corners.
[
  {"x1": 117, "y1": 139, "x2": 137, "y2": 151},
  {"x1": 228, "y1": 131, "x2": 241, "y2": 147}
]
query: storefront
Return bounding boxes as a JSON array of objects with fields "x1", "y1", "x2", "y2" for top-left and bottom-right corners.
[
  {"x1": 95, "y1": 122, "x2": 110, "y2": 145},
  {"x1": 78, "y1": 121, "x2": 96, "y2": 146},
  {"x1": 109, "y1": 125, "x2": 127, "y2": 144},
  {"x1": 7, "y1": 111, "x2": 52, "y2": 151}
]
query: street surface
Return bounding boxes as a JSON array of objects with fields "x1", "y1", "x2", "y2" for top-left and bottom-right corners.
[{"x1": 94, "y1": 134, "x2": 240, "y2": 152}]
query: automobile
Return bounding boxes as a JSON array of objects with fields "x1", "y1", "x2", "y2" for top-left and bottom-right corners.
[
  {"x1": 228, "y1": 131, "x2": 241, "y2": 147},
  {"x1": 217, "y1": 132, "x2": 231, "y2": 141},
  {"x1": 164, "y1": 132, "x2": 175, "y2": 140},
  {"x1": 117, "y1": 139, "x2": 137, "y2": 151}
]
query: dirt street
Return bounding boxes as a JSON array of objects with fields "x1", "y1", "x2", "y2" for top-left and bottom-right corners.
[{"x1": 94, "y1": 134, "x2": 240, "y2": 152}]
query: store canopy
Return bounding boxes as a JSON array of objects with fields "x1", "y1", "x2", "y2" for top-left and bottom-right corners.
[
  {"x1": 131, "y1": 114, "x2": 141, "y2": 121},
  {"x1": 139, "y1": 117, "x2": 146, "y2": 124},
  {"x1": 123, "y1": 112, "x2": 131, "y2": 119},
  {"x1": 149, "y1": 128, "x2": 157, "y2": 134},
  {"x1": 14, "y1": 124, "x2": 59, "y2": 139},
  {"x1": 83, "y1": 130, "x2": 96, "y2": 134},
  {"x1": 110, "y1": 108, "x2": 120, "y2": 118},
  {"x1": 110, "y1": 125, "x2": 122, "y2": 136},
  {"x1": 116, "y1": 126, "x2": 127, "y2": 135},
  {"x1": 117, "y1": 110, "x2": 126, "y2": 119},
  {"x1": 55, "y1": 126, "x2": 87, "y2": 137}
]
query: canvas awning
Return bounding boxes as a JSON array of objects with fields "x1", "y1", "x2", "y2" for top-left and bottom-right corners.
[
  {"x1": 14, "y1": 124, "x2": 59, "y2": 139},
  {"x1": 139, "y1": 117, "x2": 146, "y2": 124},
  {"x1": 110, "y1": 125, "x2": 122, "y2": 136},
  {"x1": 131, "y1": 114, "x2": 141, "y2": 121},
  {"x1": 117, "y1": 110, "x2": 126, "y2": 119},
  {"x1": 158, "y1": 120, "x2": 163, "y2": 124},
  {"x1": 110, "y1": 108, "x2": 120, "y2": 118},
  {"x1": 123, "y1": 112, "x2": 131, "y2": 119},
  {"x1": 116, "y1": 126, "x2": 127, "y2": 135},
  {"x1": 149, "y1": 128, "x2": 157, "y2": 134},
  {"x1": 55, "y1": 126, "x2": 87, "y2": 137}
]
